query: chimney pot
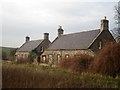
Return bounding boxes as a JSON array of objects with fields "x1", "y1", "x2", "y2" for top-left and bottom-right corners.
[
  {"x1": 100, "y1": 16, "x2": 109, "y2": 32},
  {"x1": 26, "y1": 36, "x2": 30, "y2": 42},
  {"x1": 58, "y1": 26, "x2": 64, "y2": 37},
  {"x1": 44, "y1": 33, "x2": 49, "y2": 40}
]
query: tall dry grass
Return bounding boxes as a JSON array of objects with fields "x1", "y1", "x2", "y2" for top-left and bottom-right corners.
[
  {"x1": 59, "y1": 54, "x2": 94, "y2": 73},
  {"x1": 15, "y1": 58, "x2": 32, "y2": 64},
  {"x1": 2, "y1": 62, "x2": 119, "y2": 88},
  {"x1": 91, "y1": 42, "x2": 120, "y2": 78}
]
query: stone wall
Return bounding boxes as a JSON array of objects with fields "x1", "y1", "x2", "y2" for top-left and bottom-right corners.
[
  {"x1": 89, "y1": 30, "x2": 115, "y2": 52},
  {"x1": 15, "y1": 39, "x2": 51, "y2": 61},
  {"x1": 15, "y1": 52, "x2": 29, "y2": 60},
  {"x1": 42, "y1": 49, "x2": 94, "y2": 65}
]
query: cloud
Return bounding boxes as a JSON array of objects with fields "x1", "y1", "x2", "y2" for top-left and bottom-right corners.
[{"x1": 2, "y1": 0, "x2": 117, "y2": 47}]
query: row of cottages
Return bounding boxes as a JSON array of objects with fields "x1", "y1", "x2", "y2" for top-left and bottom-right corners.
[
  {"x1": 15, "y1": 17, "x2": 115, "y2": 64},
  {"x1": 15, "y1": 33, "x2": 51, "y2": 63},
  {"x1": 42, "y1": 17, "x2": 115, "y2": 65}
]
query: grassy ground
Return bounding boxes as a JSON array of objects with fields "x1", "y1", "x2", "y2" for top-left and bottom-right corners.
[{"x1": 2, "y1": 62, "x2": 120, "y2": 88}]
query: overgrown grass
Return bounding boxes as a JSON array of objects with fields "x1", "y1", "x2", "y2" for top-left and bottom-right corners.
[
  {"x1": 59, "y1": 54, "x2": 94, "y2": 73},
  {"x1": 59, "y1": 42, "x2": 120, "y2": 79},
  {"x1": 2, "y1": 62, "x2": 120, "y2": 88},
  {"x1": 91, "y1": 42, "x2": 120, "y2": 78}
]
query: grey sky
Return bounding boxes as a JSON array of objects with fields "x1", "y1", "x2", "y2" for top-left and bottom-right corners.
[{"x1": 1, "y1": 0, "x2": 118, "y2": 48}]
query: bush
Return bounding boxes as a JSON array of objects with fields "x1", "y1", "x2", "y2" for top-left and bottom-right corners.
[
  {"x1": 28, "y1": 50, "x2": 37, "y2": 63},
  {"x1": 59, "y1": 54, "x2": 94, "y2": 73},
  {"x1": 9, "y1": 48, "x2": 17, "y2": 61},
  {"x1": 2, "y1": 51, "x2": 7, "y2": 60},
  {"x1": 91, "y1": 42, "x2": 120, "y2": 78}
]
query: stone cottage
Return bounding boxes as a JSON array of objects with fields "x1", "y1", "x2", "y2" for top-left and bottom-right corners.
[
  {"x1": 42, "y1": 17, "x2": 115, "y2": 65},
  {"x1": 15, "y1": 33, "x2": 51, "y2": 63}
]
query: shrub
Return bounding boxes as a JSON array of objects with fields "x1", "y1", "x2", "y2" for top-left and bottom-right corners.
[
  {"x1": 9, "y1": 48, "x2": 17, "y2": 61},
  {"x1": 91, "y1": 42, "x2": 120, "y2": 78},
  {"x1": 2, "y1": 51, "x2": 7, "y2": 60},
  {"x1": 28, "y1": 50, "x2": 37, "y2": 63},
  {"x1": 59, "y1": 54, "x2": 94, "y2": 73}
]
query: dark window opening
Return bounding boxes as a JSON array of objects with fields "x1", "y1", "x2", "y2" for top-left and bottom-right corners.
[{"x1": 37, "y1": 56, "x2": 40, "y2": 63}]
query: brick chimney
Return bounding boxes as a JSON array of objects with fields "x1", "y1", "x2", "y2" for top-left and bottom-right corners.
[
  {"x1": 26, "y1": 36, "x2": 30, "y2": 43},
  {"x1": 44, "y1": 33, "x2": 49, "y2": 40},
  {"x1": 100, "y1": 16, "x2": 109, "y2": 32},
  {"x1": 58, "y1": 26, "x2": 64, "y2": 37}
]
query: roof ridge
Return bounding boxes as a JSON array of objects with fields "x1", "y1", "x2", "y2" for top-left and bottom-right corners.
[
  {"x1": 63, "y1": 29, "x2": 100, "y2": 36},
  {"x1": 29, "y1": 39, "x2": 44, "y2": 42}
]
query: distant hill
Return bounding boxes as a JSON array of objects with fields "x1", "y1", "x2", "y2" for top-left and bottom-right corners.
[{"x1": 0, "y1": 47, "x2": 17, "y2": 60}]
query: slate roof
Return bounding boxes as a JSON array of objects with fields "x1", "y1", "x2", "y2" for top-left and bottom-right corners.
[
  {"x1": 17, "y1": 39, "x2": 44, "y2": 52},
  {"x1": 47, "y1": 29, "x2": 100, "y2": 50}
]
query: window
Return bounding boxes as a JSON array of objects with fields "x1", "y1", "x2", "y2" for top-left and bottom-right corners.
[
  {"x1": 49, "y1": 54, "x2": 53, "y2": 64},
  {"x1": 21, "y1": 54, "x2": 23, "y2": 57},
  {"x1": 65, "y1": 54, "x2": 70, "y2": 60},
  {"x1": 99, "y1": 41, "x2": 102, "y2": 50},
  {"x1": 25, "y1": 54, "x2": 28, "y2": 58},
  {"x1": 40, "y1": 47, "x2": 44, "y2": 53},
  {"x1": 57, "y1": 54, "x2": 61, "y2": 64},
  {"x1": 17, "y1": 54, "x2": 20, "y2": 57},
  {"x1": 42, "y1": 55, "x2": 46, "y2": 63}
]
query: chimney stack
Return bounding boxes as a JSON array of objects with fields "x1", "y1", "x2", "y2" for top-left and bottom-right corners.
[
  {"x1": 100, "y1": 16, "x2": 109, "y2": 32},
  {"x1": 44, "y1": 33, "x2": 49, "y2": 40},
  {"x1": 58, "y1": 26, "x2": 64, "y2": 37},
  {"x1": 26, "y1": 36, "x2": 30, "y2": 43}
]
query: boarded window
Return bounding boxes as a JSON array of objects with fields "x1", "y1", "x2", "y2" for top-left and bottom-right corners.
[
  {"x1": 42, "y1": 55, "x2": 46, "y2": 63},
  {"x1": 49, "y1": 54, "x2": 53, "y2": 64},
  {"x1": 17, "y1": 54, "x2": 19, "y2": 58},
  {"x1": 40, "y1": 47, "x2": 44, "y2": 53},
  {"x1": 99, "y1": 41, "x2": 102, "y2": 50},
  {"x1": 65, "y1": 54, "x2": 70, "y2": 60},
  {"x1": 57, "y1": 54, "x2": 61, "y2": 64},
  {"x1": 25, "y1": 54, "x2": 28, "y2": 58}
]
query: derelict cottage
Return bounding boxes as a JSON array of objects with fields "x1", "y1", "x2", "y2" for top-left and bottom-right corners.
[
  {"x1": 42, "y1": 17, "x2": 115, "y2": 65},
  {"x1": 15, "y1": 33, "x2": 51, "y2": 63}
]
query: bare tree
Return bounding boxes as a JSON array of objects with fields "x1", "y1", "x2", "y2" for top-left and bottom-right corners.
[{"x1": 113, "y1": 1, "x2": 120, "y2": 42}]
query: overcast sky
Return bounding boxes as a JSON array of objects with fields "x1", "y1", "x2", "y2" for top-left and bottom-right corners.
[{"x1": 1, "y1": 0, "x2": 119, "y2": 48}]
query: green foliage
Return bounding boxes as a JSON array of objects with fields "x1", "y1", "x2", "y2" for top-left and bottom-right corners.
[
  {"x1": 28, "y1": 50, "x2": 37, "y2": 62},
  {"x1": 2, "y1": 51, "x2": 7, "y2": 60},
  {"x1": 1, "y1": 47, "x2": 17, "y2": 60},
  {"x1": 9, "y1": 48, "x2": 16, "y2": 57}
]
